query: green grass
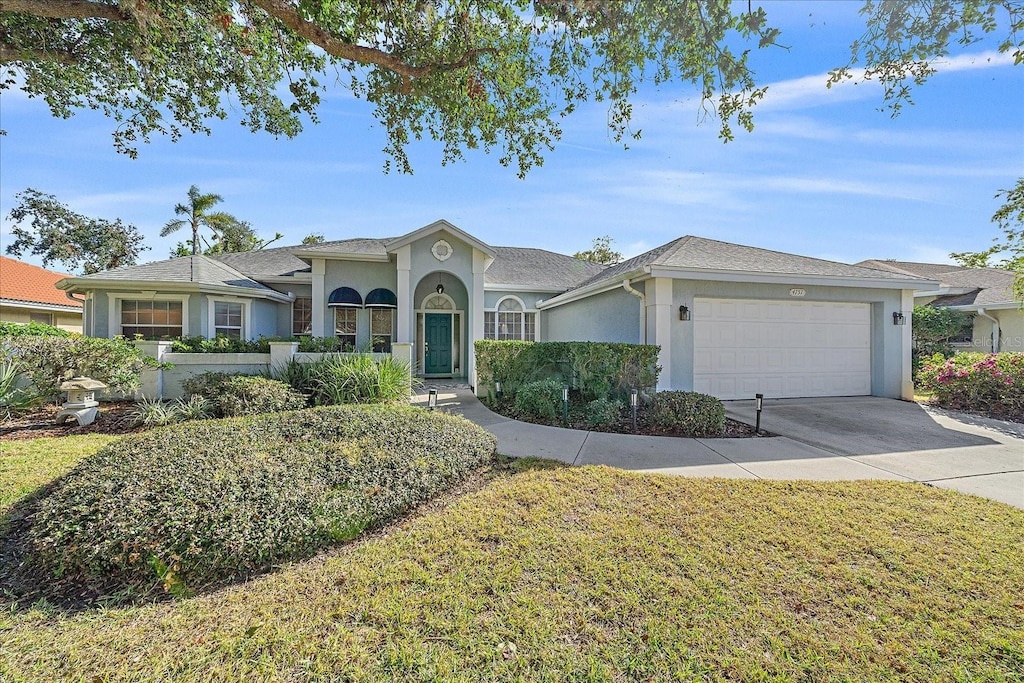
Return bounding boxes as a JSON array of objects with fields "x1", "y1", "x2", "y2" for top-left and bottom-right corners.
[
  {"x1": 2, "y1": 457, "x2": 1022, "y2": 682},
  {"x1": 0, "y1": 434, "x2": 117, "y2": 515}
]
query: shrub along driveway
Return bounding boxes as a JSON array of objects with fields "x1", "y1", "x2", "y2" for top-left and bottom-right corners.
[{"x1": 423, "y1": 388, "x2": 1024, "y2": 509}]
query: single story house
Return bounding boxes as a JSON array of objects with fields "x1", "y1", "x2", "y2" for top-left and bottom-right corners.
[
  {"x1": 56, "y1": 220, "x2": 935, "y2": 400},
  {"x1": 856, "y1": 260, "x2": 1023, "y2": 353},
  {"x1": 0, "y1": 255, "x2": 83, "y2": 333}
]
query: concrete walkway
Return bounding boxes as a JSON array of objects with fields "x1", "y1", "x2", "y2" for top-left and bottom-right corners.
[{"x1": 411, "y1": 385, "x2": 1024, "y2": 509}]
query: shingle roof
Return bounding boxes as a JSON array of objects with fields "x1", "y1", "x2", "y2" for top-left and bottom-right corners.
[
  {"x1": 856, "y1": 260, "x2": 1020, "y2": 307},
  {"x1": 573, "y1": 236, "x2": 922, "y2": 290},
  {"x1": 486, "y1": 247, "x2": 606, "y2": 289},
  {"x1": 855, "y1": 260, "x2": 964, "y2": 280},
  {"x1": 70, "y1": 255, "x2": 278, "y2": 293},
  {"x1": 212, "y1": 244, "x2": 312, "y2": 278},
  {"x1": 290, "y1": 238, "x2": 392, "y2": 256},
  {"x1": 0, "y1": 256, "x2": 82, "y2": 309}
]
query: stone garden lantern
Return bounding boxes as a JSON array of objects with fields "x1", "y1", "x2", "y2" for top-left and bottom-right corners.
[{"x1": 56, "y1": 376, "x2": 108, "y2": 426}]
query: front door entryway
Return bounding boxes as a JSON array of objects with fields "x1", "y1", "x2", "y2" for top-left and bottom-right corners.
[{"x1": 425, "y1": 313, "x2": 453, "y2": 375}]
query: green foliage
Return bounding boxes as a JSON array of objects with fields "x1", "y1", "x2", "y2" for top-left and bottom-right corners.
[
  {"x1": 0, "y1": 320, "x2": 73, "y2": 337},
  {"x1": 0, "y1": 361, "x2": 40, "y2": 419},
  {"x1": 514, "y1": 378, "x2": 565, "y2": 422},
  {"x1": 294, "y1": 336, "x2": 348, "y2": 353},
  {"x1": 584, "y1": 397, "x2": 624, "y2": 428},
  {"x1": 161, "y1": 185, "x2": 242, "y2": 257},
  {"x1": 9, "y1": 2, "x2": 1013, "y2": 175},
  {"x1": 3, "y1": 188, "x2": 148, "y2": 273},
  {"x1": 573, "y1": 235, "x2": 622, "y2": 265},
  {"x1": 646, "y1": 391, "x2": 726, "y2": 437},
  {"x1": 916, "y1": 352, "x2": 1024, "y2": 418},
  {"x1": 303, "y1": 354, "x2": 416, "y2": 405},
  {"x1": 912, "y1": 306, "x2": 974, "y2": 357},
  {"x1": 475, "y1": 340, "x2": 660, "y2": 401},
  {"x1": 0, "y1": 333, "x2": 157, "y2": 399},
  {"x1": 129, "y1": 396, "x2": 181, "y2": 427},
  {"x1": 169, "y1": 335, "x2": 271, "y2": 354},
  {"x1": 182, "y1": 372, "x2": 307, "y2": 417},
  {"x1": 22, "y1": 406, "x2": 496, "y2": 599}
]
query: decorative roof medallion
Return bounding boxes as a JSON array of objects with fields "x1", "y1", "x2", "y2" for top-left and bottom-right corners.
[{"x1": 431, "y1": 239, "x2": 453, "y2": 262}]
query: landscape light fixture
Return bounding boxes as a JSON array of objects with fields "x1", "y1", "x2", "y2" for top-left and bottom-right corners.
[
  {"x1": 495, "y1": 381, "x2": 503, "y2": 401},
  {"x1": 562, "y1": 385, "x2": 570, "y2": 424},
  {"x1": 630, "y1": 389, "x2": 639, "y2": 432},
  {"x1": 427, "y1": 388, "x2": 438, "y2": 410},
  {"x1": 679, "y1": 304, "x2": 690, "y2": 321},
  {"x1": 892, "y1": 311, "x2": 906, "y2": 326},
  {"x1": 755, "y1": 393, "x2": 764, "y2": 435}
]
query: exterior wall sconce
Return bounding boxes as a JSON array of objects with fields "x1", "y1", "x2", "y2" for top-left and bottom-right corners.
[
  {"x1": 436, "y1": 283, "x2": 445, "y2": 295},
  {"x1": 892, "y1": 311, "x2": 906, "y2": 326},
  {"x1": 754, "y1": 393, "x2": 764, "y2": 434},
  {"x1": 427, "y1": 388, "x2": 438, "y2": 410},
  {"x1": 630, "y1": 389, "x2": 638, "y2": 432},
  {"x1": 679, "y1": 304, "x2": 691, "y2": 321}
]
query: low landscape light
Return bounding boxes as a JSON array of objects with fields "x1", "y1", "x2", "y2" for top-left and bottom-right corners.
[
  {"x1": 562, "y1": 385, "x2": 570, "y2": 424},
  {"x1": 427, "y1": 388, "x2": 438, "y2": 410},
  {"x1": 755, "y1": 393, "x2": 764, "y2": 434},
  {"x1": 630, "y1": 389, "x2": 639, "y2": 432},
  {"x1": 495, "y1": 381, "x2": 503, "y2": 401}
]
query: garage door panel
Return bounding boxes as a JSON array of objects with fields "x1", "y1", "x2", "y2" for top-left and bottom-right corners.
[{"x1": 692, "y1": 298, "x2": 872, "y2": 400}]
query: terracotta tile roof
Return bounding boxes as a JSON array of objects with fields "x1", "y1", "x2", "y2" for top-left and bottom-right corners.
[{"x1": 0, "y1": 256, "x2": 82, "y2": 309}]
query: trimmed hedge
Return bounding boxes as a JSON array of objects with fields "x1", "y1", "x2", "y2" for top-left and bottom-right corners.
[
  {"x1": 168, "y1": 336, "x2": 350, "y2": 354},
  {"x1": 0, "y1": 321, "x2": 73, "y2": 337},
  {"x1": 475, "y1": 340, "x2": 660, "y2": 400},
  {"x1": 916, "y1": 352, "x2": 1024, "y2": 418},
  {"x1": 182, "y1": 372, "x2": 308, "y2": 417},
  {"x1": 514, "y1": 378, "x2": 564, "y2": 421},
  {"x1": 646, "y1": 391, "x2": 725, "y2": 437},
  {"x1": 24, "y1": 406, "x2": 496, "y2": 599}
]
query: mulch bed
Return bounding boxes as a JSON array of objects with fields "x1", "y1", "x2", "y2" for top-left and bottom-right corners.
[{"x1": 1, "y1": 402, "x2": 145, "y2": 442}]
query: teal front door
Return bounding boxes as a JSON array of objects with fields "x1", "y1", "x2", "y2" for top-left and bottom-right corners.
[{"x1": 425, "y1": 313, "x2": 453, "y2": 375}]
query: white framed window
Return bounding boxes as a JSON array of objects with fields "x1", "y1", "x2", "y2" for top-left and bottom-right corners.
[
  {"x1": 120, "y1": 300, "x2": 185, "y2": 339},
  {"x1": 206, "y1": 297, "x2": 249, "y2": 340},
  {"x1": 484, "y1": 296, "x2": 537, "y2": 341},
  {"x1": 370, "y1": 309, "x2": 393, "y2": 353},
  {"x1": 109, "y1": 293, "x2": 190, "y2": 339},
  {"x1": 335, "y1": 308, "x2": 357, "y2": 350},
  {"x1": 214, "y1": 301, "x2": 243, "y2": 339},
  {"x1": 292, "y1": 297, "x2": 313, "y2": 335}
]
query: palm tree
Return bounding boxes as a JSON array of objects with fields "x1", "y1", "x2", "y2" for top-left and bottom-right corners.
[{"x1": 161, "y1": 185, "x2": 238, "y2": 256}]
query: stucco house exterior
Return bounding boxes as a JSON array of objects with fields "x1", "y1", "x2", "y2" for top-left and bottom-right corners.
[
  {"x1": 0, "y1": 256, "x2": 83, "y2": 333},
  {"x1": 857, "y1": 260, "x2": 1023, "y2": 353},
  {"x1": 56, "y1": 220, "x2": 934, "y2": 400}
]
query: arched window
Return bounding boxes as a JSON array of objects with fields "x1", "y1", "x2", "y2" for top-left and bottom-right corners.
[{"x1": 484, "y1": 297, "x2": 537, "y2": 341}]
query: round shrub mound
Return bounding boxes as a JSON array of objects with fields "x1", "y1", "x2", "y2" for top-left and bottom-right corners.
[
  {"x1": 182, "y1": 372, "x2": 308, "y2": 416},
  {"x1": 25, "y1": 406, "x2": 496, "y2": 599},
  {"x1": 514, "y1": 378, "x2": 564, "y2": 421},
  {"x1": 646, "y1": 390, "x2": 725, "y2": 437}
]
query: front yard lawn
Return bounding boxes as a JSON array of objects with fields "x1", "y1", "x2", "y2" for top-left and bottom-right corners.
[
  {"x1": 2, "y1": 443, "x2": 1022, "y2": 681},
  {"x1": 0, "y1": 434, "x2": 116, "y2": 517}
]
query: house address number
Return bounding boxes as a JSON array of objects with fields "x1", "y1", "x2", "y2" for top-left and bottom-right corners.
[{"x1": 789, "y1": 288, "x2": 806, "y2": 297}]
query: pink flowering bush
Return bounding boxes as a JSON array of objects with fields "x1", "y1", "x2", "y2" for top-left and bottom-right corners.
[{"x1": 916, "y1": 352, "x2": 1024, "y2": 419}]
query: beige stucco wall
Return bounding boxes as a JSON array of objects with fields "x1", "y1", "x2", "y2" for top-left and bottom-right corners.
[{"x1": 0, "y1": 304, "x2": 83, "y2": 333}]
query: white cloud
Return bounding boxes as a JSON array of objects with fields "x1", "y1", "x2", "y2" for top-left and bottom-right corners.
[{"x1": 931, "y1": 50, "x2": 1017, "y2": 72}]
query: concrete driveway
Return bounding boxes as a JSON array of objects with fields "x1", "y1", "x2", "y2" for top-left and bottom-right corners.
[{"x1": 725, "y1": 397, "x2": 1024, "y2": 508}]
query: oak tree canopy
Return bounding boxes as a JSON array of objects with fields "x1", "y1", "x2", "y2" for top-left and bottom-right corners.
[{"x1": 1, "y1": 1, "x2": 1021, "y2": 176}]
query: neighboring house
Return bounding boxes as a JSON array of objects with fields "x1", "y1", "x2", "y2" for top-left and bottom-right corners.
[
  {"x1": 0, "y1": 255, "x2": 83, "y2": 332},
  {"x1": 857, "y1": 260, "x2": 1023, "y2": 353},
  {"x1": 57, "y1": 220, "x2": 934, "y2": 400}
]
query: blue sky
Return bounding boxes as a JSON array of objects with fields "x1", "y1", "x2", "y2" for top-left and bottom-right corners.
[{"x1": 1, "y1": 1, "x2": 1021, "y2": 273}]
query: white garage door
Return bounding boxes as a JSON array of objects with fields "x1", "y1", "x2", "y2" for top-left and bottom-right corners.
[{"x1": 693, "y1": 298, "x2": 871, "y2": 400}]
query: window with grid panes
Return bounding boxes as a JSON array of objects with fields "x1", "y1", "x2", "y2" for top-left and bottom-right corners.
[{"x1": 120, "y1": 300, "x2": 183, "y2": 339}]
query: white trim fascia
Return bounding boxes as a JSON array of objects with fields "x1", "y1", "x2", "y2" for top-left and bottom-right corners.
[
  {"x1": 385, "y1": 219, "x2": 498, "y2": 259},
  {"x1": 536, "y1": 269, "x2": 648, "y2": 310},
  {"x1": 645, "y1": 266, "x2": 938, "y2": 291},
  {"x1": 60, "y1": 279, "x2": 293, "y2": 303},
  {"x1": 484, "y1": 284, "x2": 567, "y2": 293},
  {"x1": 290, "y1": 251, "x2": 390, "y2": 262},
  {"x1": 253, "y1": 274, "x2": 313, "y2": 284},
  {"x1": 208, "y1": 296, "x2": 253, "y2": 340},
  {"x1": 913, "y1": 287, "x2": 974, "y2": 298},
  {"x1": 943, "y1": 302, "x2": 1023, "y2": 311},
  {"x1": 0, "y1": 298, "x2": 83, "y2": 313}
]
